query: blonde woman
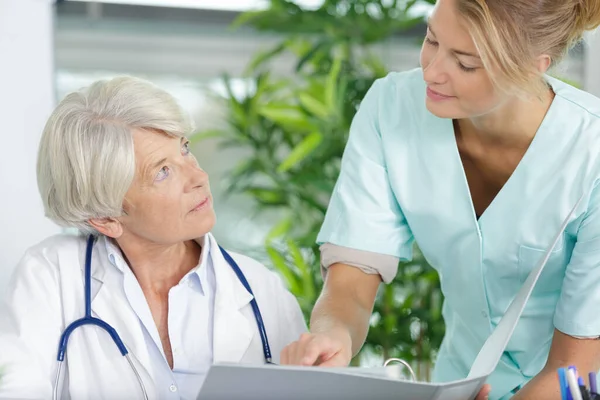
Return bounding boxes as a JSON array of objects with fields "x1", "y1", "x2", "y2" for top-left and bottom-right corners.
[
  {"x1": 282, "y1": 0, "x2": 600, "y2": 398},
  {"x1": 0, "y1": 77, "x2": 306, "y2": 399}
]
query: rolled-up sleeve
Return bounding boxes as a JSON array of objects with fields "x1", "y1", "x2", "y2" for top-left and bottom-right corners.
[
  {"x1": 554, "y1": 183, "x2": 600, "y2": 337},
  {"x1": 319, "y1": 243, "x2": 400, "y2": 284},
  {"x1": 316, "y1": 76, "x2": 414, "y2": 284}
]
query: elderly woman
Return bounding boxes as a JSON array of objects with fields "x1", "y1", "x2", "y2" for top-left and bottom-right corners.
[{"x1": 0, "y1": 77, "x2": 306, "y2": 399}]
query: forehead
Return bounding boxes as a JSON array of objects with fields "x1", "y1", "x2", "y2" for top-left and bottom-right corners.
[
  {"x1": 133, "y1": 127, "x2": 173, "y2": 150},
  {"x1": 132, "y1": 129, "x2": 180, "y2": 168},
  {"x1": 429, "y1": 0, "x2": 477, "y2": 51}
]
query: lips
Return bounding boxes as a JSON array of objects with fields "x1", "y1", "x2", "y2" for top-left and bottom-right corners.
[
  {"x1": 190, "y1": 197, "x2": 210, "y2": 212},
  {"x1": 426, "y1": 87, "x2": 455, "y2": 101},
  {"x1": 429, "y1": 88, "x2": 451, "y2": 97}
]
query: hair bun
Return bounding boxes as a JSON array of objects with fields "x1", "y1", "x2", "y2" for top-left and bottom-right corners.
[{"x1": 575, "y1": 0, "x2": 600, "y2": 32}]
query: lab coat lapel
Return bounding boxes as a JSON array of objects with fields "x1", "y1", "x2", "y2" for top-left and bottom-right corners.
[
  {"x1": 85, "y1": 238, "x2": 155, "y2": 390},
  {"x1": 209, "y1": 234, "x2": 255, "y2": 363},
  {"x1": 90, "y1": 279, "x2": 153, "y2": 374},
  {"x1": 57, "y1": 236, "x2": 156, "y2": 398}
]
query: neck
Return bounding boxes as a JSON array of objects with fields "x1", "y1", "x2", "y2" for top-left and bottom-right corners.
[
  {"x1": 114, "y1": 235, "x2": 203, "y2": 295},
  {"x1": 457, "y1": 88, "x2": 555, "y2": 148}
]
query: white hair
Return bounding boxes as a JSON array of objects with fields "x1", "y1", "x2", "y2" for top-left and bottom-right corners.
[{"x1": 37, "y1": 76, "x2": 194, "y2": 233}]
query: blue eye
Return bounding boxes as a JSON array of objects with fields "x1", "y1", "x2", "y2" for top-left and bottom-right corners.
[
  {"x1": 156, "y1": 166, "x2": 169, "y2": 181},
  {"x1": 182, "y1": 141, "x2": 191, "y2": 155}
]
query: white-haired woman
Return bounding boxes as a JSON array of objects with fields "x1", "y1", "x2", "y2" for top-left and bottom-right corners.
[{"x1": 0, "y1": 77, "x2": 306, "y2": 400}]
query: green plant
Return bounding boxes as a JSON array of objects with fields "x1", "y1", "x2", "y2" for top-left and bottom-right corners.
[
  {"x1": 191, "y1": 0, "x2": 443, "y2": 377},
  {"x1": 367, "y1": 246, "x2": 444, "y2": 380}
]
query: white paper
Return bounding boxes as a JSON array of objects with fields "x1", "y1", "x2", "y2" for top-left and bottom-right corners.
[{"x1": 199, "y1": 193, "x2": 586, "y2": 400}]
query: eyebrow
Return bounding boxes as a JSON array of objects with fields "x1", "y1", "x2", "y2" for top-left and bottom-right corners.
[
  {"x1": 148, "y1": 157, "x2": 168, "y2": 173},
  {"x1": 143, "y1": 137, "x2": 187, "y2": 179},
  {"x1": 427, "y1": 23, "x2": 481, "y2": 59}
]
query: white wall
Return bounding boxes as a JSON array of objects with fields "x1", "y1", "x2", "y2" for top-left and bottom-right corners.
[
  {"x1": 0, "y1": 0, "x2": 60, "y2": 294},
  {"x1": 54, "y1": 21, "x2": 422, "y2": 79}
]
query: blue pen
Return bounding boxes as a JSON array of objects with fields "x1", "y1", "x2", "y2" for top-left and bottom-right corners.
[
  {"x1": 559, "y1": 368, "x2": 569, "y2": 400},
  {"x1": 590, "y1": 372, "x2": 598, "y2": 395},
  {"x1": 579, "y1": 376, "x2": 591, "y2": 400}
]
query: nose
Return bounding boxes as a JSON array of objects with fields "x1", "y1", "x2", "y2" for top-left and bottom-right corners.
[
  {"x1": 422, "y1": 51, "x2": 448, "y2": 86},
  {"x1": 184, "y1": 160, "x2": 209, "y2": 192}
]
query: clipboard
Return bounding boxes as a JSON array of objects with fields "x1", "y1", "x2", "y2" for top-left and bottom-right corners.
[
  {"x1": 198, "y1": 363, "x2": 487, "y2": 400},
  {"x1": 198, "y1": 193, "x2": 585, "y2": 400}
]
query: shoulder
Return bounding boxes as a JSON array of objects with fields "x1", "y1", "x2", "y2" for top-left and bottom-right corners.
[
  {"x1": 384, "y1": 67, "x2": 426, "y2": 95},
  {"x1": 373, "y1": 68, "x2": 425, "y2": 94},
  {"x1": 360, "y1": 68, "x2": 427, "y2": 139},
  {"x1": 548, "y1": 77, "x2": 600, "y2": 141},
  {"x1": 542, "y1": 79, "x2": 600, "y2": 232},
  {"x1": 18, "y1": 233, "x2": 85, "y2": 268},
  {"x1": 547, "y1": 77, "x2": 600, "y2": 183},
  {"x1": 5, "y1": 234, "x2": 85, "y2": 302},
  {"x1": 365, "y1": 68, "x2": 425, "y2": 113},
  {"x1": 549, "y1": 76, "x2": 600, "y2": 121}
]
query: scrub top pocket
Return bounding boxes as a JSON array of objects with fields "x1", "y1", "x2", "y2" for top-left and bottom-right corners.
[{"x1": 518, "y1": 237, "x2": 569, "y2": 295}]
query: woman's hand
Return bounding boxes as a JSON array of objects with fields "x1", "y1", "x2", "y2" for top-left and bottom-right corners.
[
  {"x1": 281, "y1": 263, "x2": 380, "y2": 366},
  {"x1": 280, "y1": 328, "x2": 353, "y2": 367}
]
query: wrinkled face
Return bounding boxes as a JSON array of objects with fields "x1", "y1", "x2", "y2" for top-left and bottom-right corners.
[
  {"x1": 117, "y1": 128, "x2": 216, "y2": 245},
  {"x1": 420, "y1": 0, "x2": 506, "y2": 118}
]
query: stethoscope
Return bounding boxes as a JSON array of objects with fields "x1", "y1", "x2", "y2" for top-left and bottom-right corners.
[{"x1": 53, "y1": 234, "x2": 273, "y2": 400}]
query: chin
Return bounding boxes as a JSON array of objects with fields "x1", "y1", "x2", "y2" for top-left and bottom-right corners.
[
  {"x1": 425, "y1": 99, "x2": 466, "y2": 119},
  {"x1": 188, "y1": 209, "x2": 217, "y2": 239}
]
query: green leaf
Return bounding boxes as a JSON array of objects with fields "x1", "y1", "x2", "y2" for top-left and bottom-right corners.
[
  {"x1": 298, "y1": 93, "x2": 329, "y2": 119},
  {"x1": 258, "y1": 104, "x2": 315, "y2": 131},
  {"x1": 325, "y1": 56, "x2": 342, "y2": 110},
  {"x1": 219, "y1": 74, "x2": 248, "y2": 126},
  {"x1": 295, "y1": 40, "x2": 329, "y2": 72},
  {"x1": 245, "y1": 187, "x2": 286, "y2": 205},
  {"x1": 259, "y1": 105, "x2": 303, "y2": 122},
  {"x1": 277, "y1": 131, "x2": 323, "y2": 173},
  {"x1": 286, "y1": 239, "x2": 316, "y2": 301},
  {"x1": 266, "y1": 245, "x2": 301, "y2": 294},
  {"x1": 266, "y1": 217, "x2": 293, "y2": 243},
  {"x1": 188, "y1": 129, "x2": 225, "y2": 144}
]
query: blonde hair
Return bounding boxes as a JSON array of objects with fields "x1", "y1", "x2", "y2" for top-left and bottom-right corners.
[
  {"x1": 37, "y1": 76, "x2": 193, "y2": 233},
  {"x1": 457, "y1": 0, "x2": 600, "y2": 96}
]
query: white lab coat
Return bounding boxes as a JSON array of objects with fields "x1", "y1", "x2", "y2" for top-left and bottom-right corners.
[{"x1": 0, "y1": 233, "x2": 307, "y2": 399}]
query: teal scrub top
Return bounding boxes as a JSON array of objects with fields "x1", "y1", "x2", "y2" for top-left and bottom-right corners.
[{"x1": 317, "y1": 68, "x2": 600, "y2": 399}]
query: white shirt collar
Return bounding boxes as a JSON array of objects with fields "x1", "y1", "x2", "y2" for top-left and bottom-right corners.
[{"x1": 102, "y1": 234, "x2": 212, "y2": 295}]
